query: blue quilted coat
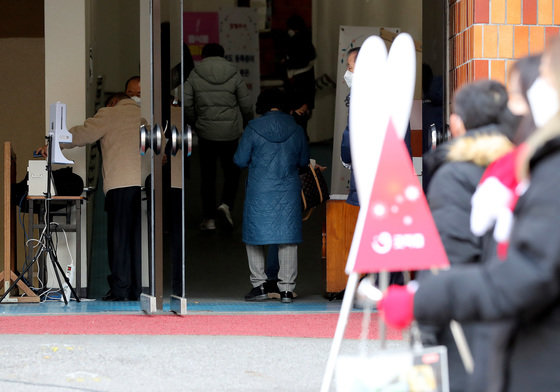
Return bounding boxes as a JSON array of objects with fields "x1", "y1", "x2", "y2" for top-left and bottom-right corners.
[{"x1": 234, "y1": 111, "x2": 309, "y2": 245}]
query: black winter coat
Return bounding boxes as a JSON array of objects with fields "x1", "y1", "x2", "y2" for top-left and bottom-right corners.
[
  {"x1": 420, "y1": 127, "x2": 514, "y2": 392},
  {"x1": 415, "y1": 128, "x2": 560, "y2": 392}
]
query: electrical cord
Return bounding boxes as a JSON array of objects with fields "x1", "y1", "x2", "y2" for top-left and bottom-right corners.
[{"x1": 19, "y1": 199, "x2": 76, "y2": 298}]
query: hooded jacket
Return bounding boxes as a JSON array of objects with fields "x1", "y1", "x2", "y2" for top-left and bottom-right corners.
[
  {"x1": 184, "y1": 56, "x2": 253, "y2": 141},
  {"x1": 421, "y1": 126, "x2": 514, "y2": 392},
  {"x1": 415, "y1": 114, "x2": 560, "y2": 392},
  {"x1": 234, "y1": 111, "x2": 309, "y2": 245},
  {"x1": 425, "y1": 126, "x2": 514, "y2": 266}
]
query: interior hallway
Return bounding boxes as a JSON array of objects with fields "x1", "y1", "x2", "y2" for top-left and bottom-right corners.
[
  {"x1": 86, "y1": 139, "x2": 335, "y2": 304},
  {"x1": 180, "y1": 140, "x2": 332, "y2": 301}
]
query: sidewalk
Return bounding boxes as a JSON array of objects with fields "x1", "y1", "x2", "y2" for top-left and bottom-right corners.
[{"x1": 0, "y1": 334, "x2": 407, "y2": 391}]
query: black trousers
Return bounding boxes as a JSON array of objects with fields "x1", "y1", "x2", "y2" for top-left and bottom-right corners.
[
  {"x1": 198, "y1": 136, "x2": 240, "y2": 219},
  {"x1": 105, "y1": 186, "x2": 142, "y2": 299}
]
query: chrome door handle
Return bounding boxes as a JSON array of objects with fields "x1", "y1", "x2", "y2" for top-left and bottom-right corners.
[
  {"x1": 170, "y1": 124, "x2": 192, "y2": 157},
  {"x1": 139, "y1": 123, "x2": 162, "y2": 155}
]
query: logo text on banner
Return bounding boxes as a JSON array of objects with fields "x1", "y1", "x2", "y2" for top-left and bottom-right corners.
[{"x1": 351, "y1": 120, "x2": 449, "y2": 273}]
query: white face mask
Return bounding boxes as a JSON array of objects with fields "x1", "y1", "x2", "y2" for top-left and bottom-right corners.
[
  {"x1": 287, "y1": 29, "x2": 296, "y2": 37},
  {"x1": 527, "y1": 77, "x2": 559, "y2": 128},
  {"x1": 130, "y1": 96, "x2": 141, "y2": 105},
  {"x1": 344, "y1": 70, "x2": 353, "y2": 88}
]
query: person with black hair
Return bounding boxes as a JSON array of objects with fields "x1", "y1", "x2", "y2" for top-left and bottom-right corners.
[
  {"x1": 339, "y1": 47, "x2": 404, "y2": 290},
  {"x1": 340, "y1": 46, "x2": 360, "y2": 207},
  {"x1": 282, "y1": 14, "x2": 316, "y2": 140},
  {"x1": 125, "y1": 76, "x2": 141, "y2": 105},
  {"x1": 234, "y1": 88, "x2": 309, "y2": 303},
  {"x1": 379, "y1": 38, "x2": 560, "y2": 392},
  {"x1": 35, "y1": 92, "x2": 146, "y2": 301},
  {"x1": 418, "y1": 80, "x2": 516, "y2": 392},
  {"x1": 184, "y1": 43, "x2": 253, "y2": 231},
  {"x1": 507, "y1": 54, "x2": 541, "y2": 144}
]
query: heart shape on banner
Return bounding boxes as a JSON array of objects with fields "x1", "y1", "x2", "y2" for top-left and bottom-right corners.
[
  {"x1": 345, "y1": 32, "x2": 449, "y2": 274},
  {"x1": 349, "y1": 33, "x2": 416, "y2": 207}
]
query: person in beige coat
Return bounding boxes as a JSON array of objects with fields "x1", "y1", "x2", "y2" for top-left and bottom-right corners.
[{"x1": 37, "y1": 93, "x2": 146, "y2": 301}]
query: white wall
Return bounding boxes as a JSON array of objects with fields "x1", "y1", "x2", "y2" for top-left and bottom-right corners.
[
  {"x1": 0, "y1": 37, "x2": 46, "y2": 278},
  {"x1": 92, "y1": 1, "x2": 140, "y2": 93},
  {"x1": 44, "y1": 0, "x2": 88, "y2": 289}
]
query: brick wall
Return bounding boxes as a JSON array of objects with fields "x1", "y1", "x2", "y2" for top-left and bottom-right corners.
[{"x1": 449, "y1": 0, "x2": 560, "y2": 95}]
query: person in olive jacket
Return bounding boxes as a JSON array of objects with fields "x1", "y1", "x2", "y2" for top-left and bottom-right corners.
[
  {"x1": 234, "y1": 88, "x2": 309, "y2": 303},
  {"x1": 184, "y1": 43, "x2": 253, "y2": 231}
]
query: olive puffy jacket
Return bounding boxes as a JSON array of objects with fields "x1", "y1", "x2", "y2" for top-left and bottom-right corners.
[{"x1": 184, "y1": 56, "x2": 253, "y2": 141}]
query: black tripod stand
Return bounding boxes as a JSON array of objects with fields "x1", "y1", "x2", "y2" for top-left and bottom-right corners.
[{"x1": 0, "y1": 135, "x2": 80, "y2": 305}]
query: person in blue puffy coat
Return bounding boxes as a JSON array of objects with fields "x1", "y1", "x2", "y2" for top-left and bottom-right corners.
[{"x1": 234, "y1": 88, "x2": 309, "y2": 303}]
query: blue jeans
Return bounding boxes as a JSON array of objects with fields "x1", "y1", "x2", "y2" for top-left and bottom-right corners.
[{"x1": 265, "y1": 244, "x2": 279, "y2": 280}]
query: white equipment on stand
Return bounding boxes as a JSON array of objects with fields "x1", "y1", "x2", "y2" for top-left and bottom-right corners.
[{"x1": 49, "y1": 101, "x2": 74, "y2": 165}]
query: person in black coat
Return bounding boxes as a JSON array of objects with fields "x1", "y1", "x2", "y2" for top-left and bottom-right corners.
[
  {"x1": 380, "y1": 37, "x2": 560, "y2": 392},
  {"x1": 282, "y1": 14, "x2": 316, "y2": 140},
  {"x1": 420, "y1": 80, "x2": 516, "y2": 392}
]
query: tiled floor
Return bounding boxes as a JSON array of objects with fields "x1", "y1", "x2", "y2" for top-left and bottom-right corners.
[
  {"x1": 6, "y1": 142, "x2": 340, "y2": 318},
  {"x1": 0, "y1": 296, "x2": 343, "y2": 315}
]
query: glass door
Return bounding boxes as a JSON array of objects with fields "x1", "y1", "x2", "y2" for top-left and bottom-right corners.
[{"x1": 139, "y1": 0, "x2": 187, "y2": 313}]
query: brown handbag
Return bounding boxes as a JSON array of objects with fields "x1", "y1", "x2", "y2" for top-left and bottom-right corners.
[{"x1": 300, "y1": 163, "x2": 329, "y2": 220}]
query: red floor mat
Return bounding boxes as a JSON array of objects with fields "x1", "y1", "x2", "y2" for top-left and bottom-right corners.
[{"x1": 0, "y1": 313, "x2": 403, "y2": 339}]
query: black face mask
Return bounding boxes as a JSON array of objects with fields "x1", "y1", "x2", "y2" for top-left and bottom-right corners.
[
  {"x1": 498, "y1": 107, "x2": 522, "y2": 142},
  {"x1": 512, "y1": 114, "x2": 537, "y2": 145}
]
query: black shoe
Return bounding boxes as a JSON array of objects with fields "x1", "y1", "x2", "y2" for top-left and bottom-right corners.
[
  {"x1": 244, "y1": 285, "x2": 268, "y2": 301},
  {"x1": 280, "y1": 291, "x2": 294, "y2": 303},
  {"x1": 264, "y1": 280, "x2": 280, "y2": 299},
  {"x1": 102, "y1": 292, "x2": 127, "y2": 301}
]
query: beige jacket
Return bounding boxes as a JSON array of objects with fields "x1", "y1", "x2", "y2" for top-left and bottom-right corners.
[{"x1": 66, "y1": 99, "x2": 145, "y2": 194}]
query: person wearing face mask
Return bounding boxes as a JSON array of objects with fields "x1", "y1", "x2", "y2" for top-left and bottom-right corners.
[
  {"x1": 470, "y1": 55, "x2": 542, "y2": 250},
  {"x1": 340, "y1": 47, "x2": 414, "y2": 206},
  {"x1": 340, "y1": 46, "x2": 360, "y2": 206},
  {"x1": 338, "y1": 46, "x2": 404, "y2": 297},
  {"x1": 457, "y1": 55, "x2": 542, "y2": 392},
  {"x1": 282, "y1": 14, "x2": 316, "y2": 141},
  {"x1": 418, "y1": 80, "x2": 516, "y2": 392},
  {"x1": 506, "y1": 55, "x2": 541, "y2": 144},
  {"x1": 378, "y1": 37, "x2": 560, "y2": 392},
  {"x1": 35, "y1": 93, "x2": 146, "y2": 301},
  {"x1": 125, "y1": 75, "x2": 141, "y2": 105}
]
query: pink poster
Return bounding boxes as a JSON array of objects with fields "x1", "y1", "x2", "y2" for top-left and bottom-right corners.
[{"x1": 183, "y1": 12, "x2": 219, "y2": 62}]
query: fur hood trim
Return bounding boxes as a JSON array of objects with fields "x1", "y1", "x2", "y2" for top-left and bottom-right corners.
[{"x1": 447, "y1": 132, "x2": 514, "y2": 166}]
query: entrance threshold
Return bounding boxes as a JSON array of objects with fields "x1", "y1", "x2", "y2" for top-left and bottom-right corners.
[{"x1": 0, "y1": 295, "x2": 345, "y2": 315}]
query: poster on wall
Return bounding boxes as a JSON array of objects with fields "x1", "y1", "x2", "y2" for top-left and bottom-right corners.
[
  {"x1": 330, "y1": 26, "x2": 399, "y2": 197},
  {"x1": 219, "y1": 7, "x2": 261, "y2": 106},
  {"x1": 183, "y1": 12, "x2": 219, "y2": 62},
  {"x1": 251, "y1": 0, "x2": 272, "y2": 31}
]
